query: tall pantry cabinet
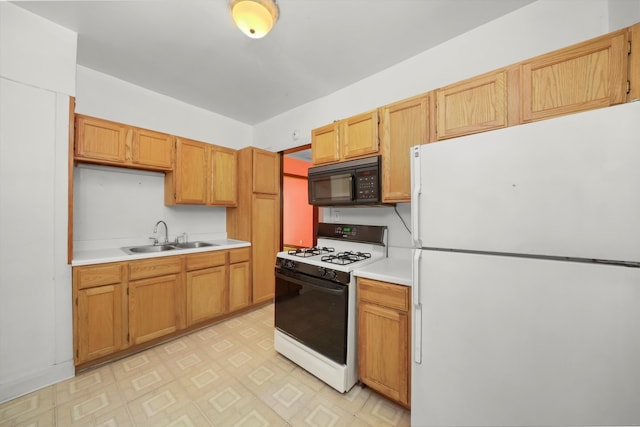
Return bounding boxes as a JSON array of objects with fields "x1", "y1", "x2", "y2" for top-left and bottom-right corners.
[{"x1": 227, "y1": 147, "x2": 281, "y2": 305}]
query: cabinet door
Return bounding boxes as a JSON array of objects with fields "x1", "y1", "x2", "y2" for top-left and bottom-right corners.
[
  {"x1": 132, "y1": 128, "x2": 173, "y2": 170},
  {"x1": 380, "y1": 94, "x2": 430, "y2": 203},
  {"x1": 174, "y1": 138, "x2": 207, "y2": 204},
  {"x1": 311, "y1": 122, "x2": 340, "y2": 165},
  {"x1": 76, "y1": 284, "x2": 124, "y2": 364},
  {"x1": 520, "y1": 30, "x2": 628, "y2": 123},
  {"x1": 436, "y1": 70, "x2": 507, "y2": 140},
  {"x1": 358, "y1": 301, "x2": 410, "y2": 407},
  {"x1": 229, "y1": 261, "x2": 251, "y2": 312},
  {"x1": 129, "y1": 274, "x2": 179, "y2": 345},
  {"x1": 342, "y1": 110, "x2": 379, "y2": 160},
  {"x1": 252, "y1": 149, "x2": 279, "y2": 195},
  {"x1": 209, "y1": 145, "x2": 238, "y2": 205},
  {"x1": 75, "y1": 116, "x2": 128, "y2": 163},
  {"x1": 252, "y1": 193, "x2": 279, "y2": 304},
  {"x1": 186, "y1": 266, "x2": 227, "y2": 325}
]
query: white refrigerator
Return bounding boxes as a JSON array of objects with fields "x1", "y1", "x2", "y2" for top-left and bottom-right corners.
[{"x1": 410, "y1": 102, "x2": 640, "y2": 427}]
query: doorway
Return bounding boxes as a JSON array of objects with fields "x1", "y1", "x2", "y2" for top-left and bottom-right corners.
[{"x1": 281, "y1": 145, "x2": 318, "y2": 251}]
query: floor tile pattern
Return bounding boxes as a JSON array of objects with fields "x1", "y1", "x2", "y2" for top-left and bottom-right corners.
[{"x1": 0, "y1": 304, "x2": 410, "y2": 426}]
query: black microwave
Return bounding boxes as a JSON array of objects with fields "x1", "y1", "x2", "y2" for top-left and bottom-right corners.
[{"x1": 308, "y1": 156, "x2": 381, "y2": 206}]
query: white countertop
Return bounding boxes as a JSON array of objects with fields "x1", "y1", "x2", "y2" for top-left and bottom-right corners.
[
  {"x1": 353, "y1": 256, "x2": 412, "y2": 286},
  {"x1": 72, "y1": 239, "x2": 251, "y2": 266}
]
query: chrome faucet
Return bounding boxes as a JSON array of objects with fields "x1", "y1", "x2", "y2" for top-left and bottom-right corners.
[{"x1": 153, "y1": 220, "x2": 169, "y2": 244}]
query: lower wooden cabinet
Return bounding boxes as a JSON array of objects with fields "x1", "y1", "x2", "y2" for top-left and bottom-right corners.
[
  {"x1": 229, "y1": 247, "x2": 251, "y2": 312},
  {"x1": 73, "y1": 262, "x2": 127, "y2": 365},
  {"x1": 73, "y1": 247, "x2": 255, "y2": 369},
  {"x1": 129, "y1": 273, "x2": 181, "y2": 345},
  {"x1": 76, "y1": 283, "x2": 124, "y2": 364},
  {"x1": 186, "y1": 251, "x2": 228, "y2": 326},
  {"x1": 357, "y1": 277, "x2": 411, "y2": 408}
]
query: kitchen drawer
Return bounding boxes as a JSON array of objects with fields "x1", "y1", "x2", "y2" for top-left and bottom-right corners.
[
  {"x1": 129, "y1": 256, "x2": 183, "y2": 280},
  {"x1": 357, "y1": 277, "x2": 409, "y2": 312},
  {"x1": 229, "y1": 247, "x2": 250, "y2": 264},
  {"x1": 75, "y1": 262, "x2": 125, "y2": 290},
  {"x1": 186, "y1": 251, "x2": 227, "y2": 271}
]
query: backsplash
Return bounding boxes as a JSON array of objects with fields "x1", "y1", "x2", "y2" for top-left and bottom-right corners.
[{"x1": 73, "y1": 164, "x2": 227, "y2": 251}]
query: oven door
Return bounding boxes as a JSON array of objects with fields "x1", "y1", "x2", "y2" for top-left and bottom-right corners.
[{"x1": 275, "y1": 267, "x2": 348, "y2": 364}]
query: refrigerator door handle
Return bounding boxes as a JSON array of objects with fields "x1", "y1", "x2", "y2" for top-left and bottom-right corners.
[
  {"x1": 411, "y1": 146, "x2": 422, "y2": 248},
  {"x1": 412, "y1": 249, "x2": 422, "y2": 364}
]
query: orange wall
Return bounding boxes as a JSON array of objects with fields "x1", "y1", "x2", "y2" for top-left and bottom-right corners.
[{"x1": 283, "y1": 156, "x2": 313, "y2": 247}]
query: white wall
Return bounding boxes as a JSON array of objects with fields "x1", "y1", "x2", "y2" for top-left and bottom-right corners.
[
  {"x1": 253, "y1": 0, "x2": 640, "y2": 250},
  {"x1": 0, "y1": 2, "x2": 76, "y2": 403}
]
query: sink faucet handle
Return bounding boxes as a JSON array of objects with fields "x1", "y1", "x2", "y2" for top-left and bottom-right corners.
[{"x1": 149, "y1": 237, "x2": 159, "y2": 245}]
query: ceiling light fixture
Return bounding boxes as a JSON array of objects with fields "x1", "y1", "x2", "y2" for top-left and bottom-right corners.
[{"x1": 230, "y1": 0, "x2": 279, "y2": 39}]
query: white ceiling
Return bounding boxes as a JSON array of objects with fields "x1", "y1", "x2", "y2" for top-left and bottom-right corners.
[{"x1": 12, "y1": 0, "x2": 534, "y2": 125}]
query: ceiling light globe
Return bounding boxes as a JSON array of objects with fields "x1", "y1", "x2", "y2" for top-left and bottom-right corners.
[{"x1": 230, "y1": 0, "x2": 279, "y2": 39}]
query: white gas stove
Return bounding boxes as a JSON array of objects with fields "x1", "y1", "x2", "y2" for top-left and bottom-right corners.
[{"x1": 274, "y1": 223, "x2": 387, "y2": 392}]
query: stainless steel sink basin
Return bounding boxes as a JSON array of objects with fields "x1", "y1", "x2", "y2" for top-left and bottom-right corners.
[
  {"x1": 121, "y1": 244, "x2": 177, "y2": 254},
  {"x1": 173, "y1": 241, "x2": 216, "y2": 249},
  {"x1": 121, "y1": 241, "x2": 217, "y2": 255}
]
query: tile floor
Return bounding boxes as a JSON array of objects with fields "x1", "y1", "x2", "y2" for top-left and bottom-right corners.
[{"x1": 0, "y1": 304, "x2": 411, "y2": 426}]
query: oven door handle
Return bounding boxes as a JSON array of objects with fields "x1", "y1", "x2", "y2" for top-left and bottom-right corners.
[{"x1": 275, "y1": 270, "x2": 346, "y2": 295}]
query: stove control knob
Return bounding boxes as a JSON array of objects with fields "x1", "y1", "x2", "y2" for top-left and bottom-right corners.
[
  {"x1": 285, "y1": 260, "x2": 295, "y2": 269},
  {"x1": 325, "y1": 270, "x2": 337, "y2": 280},
  {"x1": 318, "y1": 267, "x2": 327, "y2": 277}
]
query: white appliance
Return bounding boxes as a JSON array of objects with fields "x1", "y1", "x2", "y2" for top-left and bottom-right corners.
[
  {"x1": 410, "y1": 102, "x2": 640, "y2": 427},
  {"x1": 274, "y1": 223, "x2": 387, "y2": 392}
]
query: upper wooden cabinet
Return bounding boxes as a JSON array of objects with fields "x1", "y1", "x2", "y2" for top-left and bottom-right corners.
[
  {"x1": 520, "y1": 29, "x2": 629, "y2": 123},
  {"x1": 436, "y1": 70, "x2": 508, "y2": 140},
  {"x1": 379, "y1": 93, "x2": 431, "y2": 203},
  {"x1": 311, "y1": 110, "x2": 379, "y2": 165},
  {"x1": 165, "y1": 137, "x2": 237, "y2": 206},
  {"x1": 342, "y1": 110, "x2": 379, "y2": 160},
  {"x1": 311, "y1": 122, "x2": 340, "y2": 165},
  {"x1": 253, "y1": 149, "x2": 279, "y2": 194},
  {"x1": 210, "y1": 145, "x2": 238, "y2": 205},
  {"x1": 132, "y1": 128, "x2": 174, "y2": 169},
  {"x1": 75, "y1": 115, "x2": 173, "y2": 171}
]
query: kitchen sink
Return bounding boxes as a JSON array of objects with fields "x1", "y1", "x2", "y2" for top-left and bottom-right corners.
[
  {"x1": 121, "y1": 241, "x2": 217, "y2": 255},
  {"x1": 173, "y1": 241, "x2": 216, "y2": 249},
  {"x1": 122, "y1": 244, "x2": 177, "y2": 254}
]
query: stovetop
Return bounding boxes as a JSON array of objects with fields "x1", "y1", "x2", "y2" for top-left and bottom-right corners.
[{"x1": 277, "y1": 225, "x2": 387, "y2": 275}]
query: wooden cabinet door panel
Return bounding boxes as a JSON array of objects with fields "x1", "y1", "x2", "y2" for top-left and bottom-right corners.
[
  {"x1": 75, "y1": 116, "x2": 128, "y2": 163},
  {"x1": 436, "y1": 70, "x2": 507, "y2": 140},
  {"x1": 311, "y1": 122, "x2": 340, "y2": 165},
  {"x1": 132, "y1": 128, "x2": 173, "y2": 170},
  {"x1": 210, "y1": 146, "x2": 238, "y2": 205},
  {"x1": 229, "y1": 261, "x2": 250, "y2": 312},
  {"x1": 77, "y1": 284, "x2": 124, "y2": 363},
  {"x1": 252, "y1": 149, "x2": 279, "y2": 194},
  {"x1": 187, "y1": 266, "x2": 227, "y2": 325},
  {"x1": 342, "y1": 110, "x2": 379, "y2": 159},
  {"x1": 380, "y1": 94, "x2": 429, "y2": 202},
  {"x1": 251, "y1": 194, "x2": 279, "y2": 304},
  {"x1": 129, "y1": 274, "x2": 179, "y2": 345},
  {"x1": 358, "y1": 301, "x2": 409, "y2": 406},
  {"x1": 175, "y1": 138, "x2": 207, "y2": 204},
  {"x1": 520, "y1": 31, "x2": 628, "y2": 122}
]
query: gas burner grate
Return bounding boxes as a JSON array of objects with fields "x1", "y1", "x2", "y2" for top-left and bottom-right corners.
[
  {"x1": 288, "y1": 246, "x2": 335, "y2": 257},
  {"x1": 321, "y1": 251, "x2": 372, "y2": 265}
]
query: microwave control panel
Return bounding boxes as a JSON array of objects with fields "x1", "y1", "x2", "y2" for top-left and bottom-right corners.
[{"x1": 355, "y1": 169, "x2": 379, "y2": 200}]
